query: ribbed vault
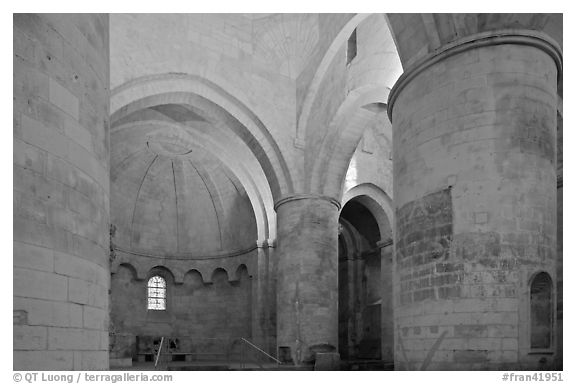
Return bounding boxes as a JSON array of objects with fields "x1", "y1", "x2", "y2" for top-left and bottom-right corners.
[{"x1": 111, "y1": 103, "x2": 261, "y2": 258}]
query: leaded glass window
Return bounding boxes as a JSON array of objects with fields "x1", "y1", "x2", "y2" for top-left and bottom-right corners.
[{"x1": 147, "y1": 275, "x2": 166, "y2": 310}]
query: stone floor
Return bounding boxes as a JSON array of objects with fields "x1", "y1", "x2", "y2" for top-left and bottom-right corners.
[{"x1": 112, "y1": 360, "x2": 308, "y2": 371}]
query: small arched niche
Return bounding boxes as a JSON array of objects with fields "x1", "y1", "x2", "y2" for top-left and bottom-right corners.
[
  {"x1": 116, "y1": 263, "x2": 138, "y2": 282},
  {"x1": 183, "y1": 269, "x2": 205, "y2": 291},
  {"x1": 530, "y1": 272, "x2": 553, "y2": 350},
  {"x1": 211, "y1": 268, "x2": 230, "y2": 287},
  {"x1": 235, "y1": 264, "x2": 250, "y2": 282}
]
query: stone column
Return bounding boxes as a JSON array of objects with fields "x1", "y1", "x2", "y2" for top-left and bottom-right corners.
[
  {"x1": 346, "y1": 249, "x2": 358, "y2": 359},
  {"x1": 378, "y1": 239, "x2": 394, "y2": 364},
  {"x1": 14, "y1": 14, "x2": 110, "y2": 370},
  {"x1": 274, "y1": 194, "x2": 340, "y2": 365},
  {"x1": 388, "y1": 31, "x2": 561, "y2": 370},
  {"x1": 555, "y1": 109, "x2": 563, "y2": 370},
  {"x1": 251, "y1": 240, "x2": 270, "y2": 353},
  {"x1": 267, "y1": 240, "x2": 278, "y2": 355}
]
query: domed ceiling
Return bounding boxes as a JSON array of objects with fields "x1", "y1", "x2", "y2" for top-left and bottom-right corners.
[{"x1": 111, "y1": 104, "x2": 258, "y2": 258}]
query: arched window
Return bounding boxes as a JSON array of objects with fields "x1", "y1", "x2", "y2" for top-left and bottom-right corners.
[
  {"x1": 530, "y1": 272, "x2": 552, "y2": 349},
  {"x1": 147, "y1": 275, "x2": 166, "y2": 310}
]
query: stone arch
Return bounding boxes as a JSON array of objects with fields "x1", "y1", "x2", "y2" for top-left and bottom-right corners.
[
  {"x1": 211, "y1": 267, "x2": 230, "y2": 286},
  {"x1": 339, "y1": 217, "x2": 365, "y2": 256},
  {"x1": 114, "y1": 262, "x2": 139, "y2": 281},
  {"x1": 338, "y1": 188, "x2": 394, "y2": 363},
  {"x1": 529, "y1": 271, "x2": 554, "y2": 350},
  {"x1": 183, "y1": 269, "x2": 205, "y2": 291},
  {"x1": 529, "y1": 270, "x2": 553, "y2": 285},
  {"x1": 342, "y1": 183, "x2": 394, "y2": 239},
  {"x1": 110, "y1": 73, "x2": 293, "y2": 201},
  {"x1": 311, "y1": 85, "x2": 392, "y2": 198},
  {"x1": 234, "y1": 264, "x2": 250, "y2": 282},
  {"x1": 184, "y1": 269, "x2": 204, "y2": 283},
  {"x1": 301, "y1": 14, "x2": 399, "y2": 198},
  {"x1": 147, "y1": 265, "x2": 176, "y2": 283},
  {"x1": 297, "y1": 13, "x2": 372, "y2": 143}
]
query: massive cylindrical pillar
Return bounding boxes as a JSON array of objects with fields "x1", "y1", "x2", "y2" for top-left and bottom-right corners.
[
  {"x1": 275, "y1": 195, "x2": 340, "y2": 365},
  {"x1": 389, "y1": 31, "x2": 560, "y2": 370},
  {"x1": 14, "y1": 14, "x2": 110, "y2": 370}
]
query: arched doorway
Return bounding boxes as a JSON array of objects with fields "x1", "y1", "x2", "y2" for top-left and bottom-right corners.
[{"x1": 338, "y1": 197, "x2": 393, "y2": 368}]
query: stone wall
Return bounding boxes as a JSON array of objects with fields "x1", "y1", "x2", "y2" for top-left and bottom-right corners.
[
  {"x1": 110, "y1": 264, "x2": 252, "y2": 360},
  {"x1": 13, "y1": 13, "x2": 561, "y2": 372},
  {"x1": 13, "y1": 14, "x2": 110, "y2": 370},
  {"x1": 381, "y1": 244, "x2": 394, "y2": 363},
  {"x1": 555, "y1": 110, "x2": 562, "y2": 369},
  {"x1": 396, "y1": 189, "x2": 454, "y2": 306},
  {"x1": 344, "y1": 126, "x2": 393, "y2": 200},
  {"x1": 304, "y1": 14, "x2": 400, "y2": 197}
]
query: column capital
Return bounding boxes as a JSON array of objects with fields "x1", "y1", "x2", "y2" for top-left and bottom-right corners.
[
  {"x1": 387, "y1": 29, "x2": 563, "y2": 123},
  {"x1": 256, "y1": 238, "x2": 277, "y2": 248},
  {"x1": 273, "y1": 193, "x2": 341, "y2": 212}
]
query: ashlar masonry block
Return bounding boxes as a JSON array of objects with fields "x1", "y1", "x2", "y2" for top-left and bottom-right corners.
[
  {"x1": 13, "y1": 14, "x2": 110, "y2": 370},
  {"x1": 49, "y1": 77, "x2": 79, "y2": 120},
  {"x1": 391, "y1": 40, "x2": 558, "y2": 370}
]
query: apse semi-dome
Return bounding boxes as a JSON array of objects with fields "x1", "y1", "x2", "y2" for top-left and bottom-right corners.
[{"x1": 111, "y1": 116, "x2": 258, "y2": 258}]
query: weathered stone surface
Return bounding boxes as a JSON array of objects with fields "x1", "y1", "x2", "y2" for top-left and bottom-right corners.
[
  {"x1": 13, "y1": 13, "x2": 110, "y2": 370},
  {"x1": 392, "y1": 42, "x2": 557, "y2": 370},
  {"x1": 14, "y1": 326, "x2": 48, "y2": 350},
  {"x1": 13, "y1": 13, "x2": 561, "y2": 372},
  {"x1": 396, "y1": 188, "x2": 453, "y2": 305},
  {"x1": 276, "y1": 197, "x2": 339, "y2": 365},
  {"x1": 109, "y1": 264, "x2": 252, "y2": 360}
]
